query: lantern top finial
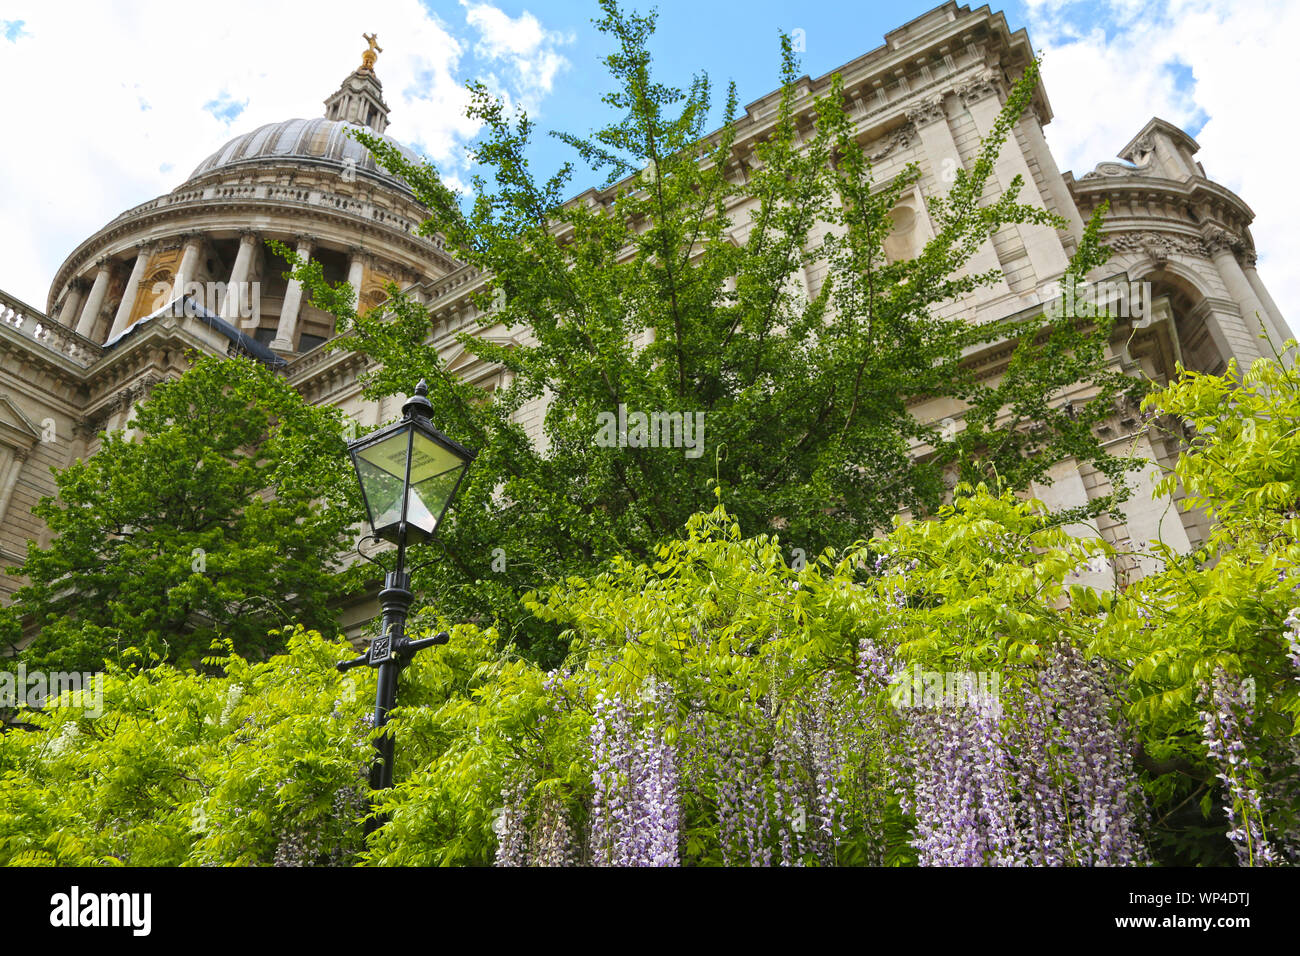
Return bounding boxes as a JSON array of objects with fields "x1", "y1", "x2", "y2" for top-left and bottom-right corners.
[{"x1": 402, "y1": 380, "x2": 433, "y2": 421}]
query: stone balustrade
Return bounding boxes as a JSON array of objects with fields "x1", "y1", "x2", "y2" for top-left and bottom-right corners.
[
  {"x1": 104, "y1": 181, "x2": 447, "y2": 250},
  {"x1": 0, "y1": 288, "x2": 102, "y2": 368}
]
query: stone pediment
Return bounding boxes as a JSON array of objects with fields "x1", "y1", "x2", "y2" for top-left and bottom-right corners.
[
  {"x1": 0, "y1": 393, "x2": 42, "y2": 451},
  {"x1": 442, "y1": 333, "x2": 525, "y2": 376},
  {"x1": 1082, "y1": 117, "x2": 1204, "y2": 184}
]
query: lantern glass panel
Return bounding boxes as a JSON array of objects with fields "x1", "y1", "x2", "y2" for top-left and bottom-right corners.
[
  {"x1": 353, "y1": 427, "x2": 468, "y2": 538},
  {"x1": 353, "y1": 429, "x2": 408, "y2": 532},
  {"x1": 405, "y1": 430, "x2": 468, "y2": 536}
]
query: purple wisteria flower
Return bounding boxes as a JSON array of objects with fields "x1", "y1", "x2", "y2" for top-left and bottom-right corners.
[
  {"x1": 493, "y1": 777, "x2": 532, "y2": 867},
  {"x1": 1284, "y1": 608, "x2": 1300, "y2": 678},
  {"x1": 894, "y1": 644, "x2": 1148, "y2": 866},
  {"x1": 1198, "y1": 668, "x2": 1279, "y2": 866},
  {"x1": 1031, "y1": 645, "x2": 1149, "y2": 866},
  {"x1": 588, "y1": 683, "x2": 681, "y2": 866}
]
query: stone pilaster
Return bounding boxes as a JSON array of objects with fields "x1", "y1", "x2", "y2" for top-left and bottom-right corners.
[
  {"x1": 171, "y1": 233, "x2": 204, "y2": 305},
  {"x1": 0, "y1": 446, "x2": 30, "y2": 526},
  {"x1": 906, "y1": 93, "x2": 1011, "y2": 302},
  {"x1": 960, "y1": 72, "x2": 1071, "y2": 285},
  {"x1": 347, "y1": 246, "x2": 367, "y2": 303},
  {"x1": 1203, "y1": 227, "x2": 1266, "y2": 363},
  {"x1": 57, "y1": 278, "x2": 88, "y2": 328},
  {"x1": 1240, "y1": 251, "x2": 1294, "y2": 358}
]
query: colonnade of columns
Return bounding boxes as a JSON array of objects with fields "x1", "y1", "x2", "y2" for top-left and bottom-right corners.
[{"x1": 54, "y1": 233, "x2": 376, "y2": 353}]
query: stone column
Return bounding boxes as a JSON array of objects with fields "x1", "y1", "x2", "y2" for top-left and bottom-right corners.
[
  {"x1": 347, "y1": 246, "x2": 367, "y2": 303},
  {"x1": 171, "y1": 233, "x2": 204, "y2": 306},
  {"x1": 271, "y1": 235, "x2": 315, "y2": 353},
  {"x1": 1240, "y1": 251, "x2": 1294, "y2": 354},
  {"x1": 220, "y1": 230, "x2": 258, "y2": 323},
  {"x1": 75, "y1": 258, "x2": 112, "y2": 339},
  {"x1": 906, "y1": 96, "x2": 1011, "y2": 303},
  {"x1": 1204, "y1": 227, "x2": 1265, "y2": 363},
  {"x1": 0, "y1": 446, "x2": 30, "y2": 525},
  {"x1": 57, "y1": 278, "x2": 87, "y2": 328},
  {"x1": 960, "y1": 72, "x2": 1071, "y2": 283},
  {"x1": 1189, "y1": 298, "x2": 1260, "y2": 369},
  {"x1": 108, "y1": 243, "x2": 153, "y2": 339}
]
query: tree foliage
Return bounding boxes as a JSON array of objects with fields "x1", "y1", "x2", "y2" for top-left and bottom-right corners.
[
  {"x1": 2, "y1": 355, "x2": 360, "y2": 673},
  {"x1": 289, "y1": 1, "x2": 1140, "y2": 657},
  {"x1": 2, "y1": 347, "x2": 1294, "y2": 867}
]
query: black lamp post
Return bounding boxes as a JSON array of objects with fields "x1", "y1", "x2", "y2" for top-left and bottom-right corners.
[{"x1": 337, "y1": 380, "x2": 474, "y2": 826}]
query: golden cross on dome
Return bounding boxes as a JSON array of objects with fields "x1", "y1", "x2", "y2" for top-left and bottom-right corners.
[{"x1": 361, "y1": 33, "x2": 382, "y2": 71}]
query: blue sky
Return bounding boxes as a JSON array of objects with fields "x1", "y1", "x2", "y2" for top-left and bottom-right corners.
[
  {"x1": 1, "y1": 1, "x2": 1295, "y2": 322},
  {"x1": 383, "y1": 0, "x2": 1208, "y2": 193},
  {"x1": 442, "y1": 0, "x2": 967, "y2": 186}
]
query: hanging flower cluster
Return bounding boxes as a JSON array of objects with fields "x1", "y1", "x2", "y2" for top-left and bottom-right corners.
[
  {"x1": 708, "y1": 712, "x2": 775, "y2": 866},
  {"x1": 892, "y1": 644, "x2": 1148, "y2": 866},
  {"x1": 897, "y1": 679, "x2": 1017, "y2": 866},
  {"x1": 1033, "y1": 645, "x2": 1149, "y2": 866},
  {"x1": 489, "y1": 636, "x2": 1159, "y2": 867},
  {"x1": 492, "y1": 667, "x2": 580, "y2": 867},
  {"x1": 588, "y1": 686, "x2": 680, "y2": 866},
  {"x1": 1198, "y1": 668, "x2": 1279, "y2": 867}
]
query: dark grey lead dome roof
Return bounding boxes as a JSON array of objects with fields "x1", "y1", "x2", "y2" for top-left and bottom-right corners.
[{"x1": 188, "y1": 117, "x2": 419, "y2": 188}]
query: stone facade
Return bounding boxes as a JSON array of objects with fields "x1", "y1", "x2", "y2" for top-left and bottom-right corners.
[{"x1": 0, "y1": 2, "x2": 1291, "y2": 633}]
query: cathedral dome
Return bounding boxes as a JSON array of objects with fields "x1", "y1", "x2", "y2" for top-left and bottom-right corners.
[
  {"x1": 43, "y1": 44, "x2": 462, "y2": 354},
  {"x1": 187, "y1": 117, "x2": 420, "y2": 192}
]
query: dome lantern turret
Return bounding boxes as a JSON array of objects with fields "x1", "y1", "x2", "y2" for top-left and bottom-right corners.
[{"x1": 323, "y1": 33, "x2": 390, "y2": 133}]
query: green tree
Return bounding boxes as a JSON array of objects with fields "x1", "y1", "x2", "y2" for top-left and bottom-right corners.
[
  {"x1": 291, "y1": 1, "x2": 1141, "y2": 660},
  {"x1": 2, "y1": 354, "x2": 360, "y2": 673}
]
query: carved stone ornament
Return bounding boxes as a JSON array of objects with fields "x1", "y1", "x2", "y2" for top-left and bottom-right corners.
[
  {"x1": 1130, "y1": 135, "x2": 1156, "y2": 166},
  {"x1": 1081, "y1": 161, "x2": 1142, "y2": 181},
  {"x1": 957, "y1": 71, "x2": 1000, "y2": 107},
  {"x1": 868, "y1": 122, "x2": 916, "y2": 162},
  {"x1": 905, "y1": 97, "x2": 946, "y2": 128},
  {"x1": 1201, "y1": 225, "x2": 1243, "y2": 257},
  {"x1": 1105, "y1": 231, "x2": 1210, "y2": 260}
]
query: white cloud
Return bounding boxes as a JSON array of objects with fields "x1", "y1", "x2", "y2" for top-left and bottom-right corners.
[
  {"x1": 1024, "y1": 0, "x2": 1300, "y2": 332},
  {"x1": 0, "y1": 1, "x2": 559, "y2": 310},
  {"x1": 461, "y1": 1, "x2": 573, "y2": 114}
]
